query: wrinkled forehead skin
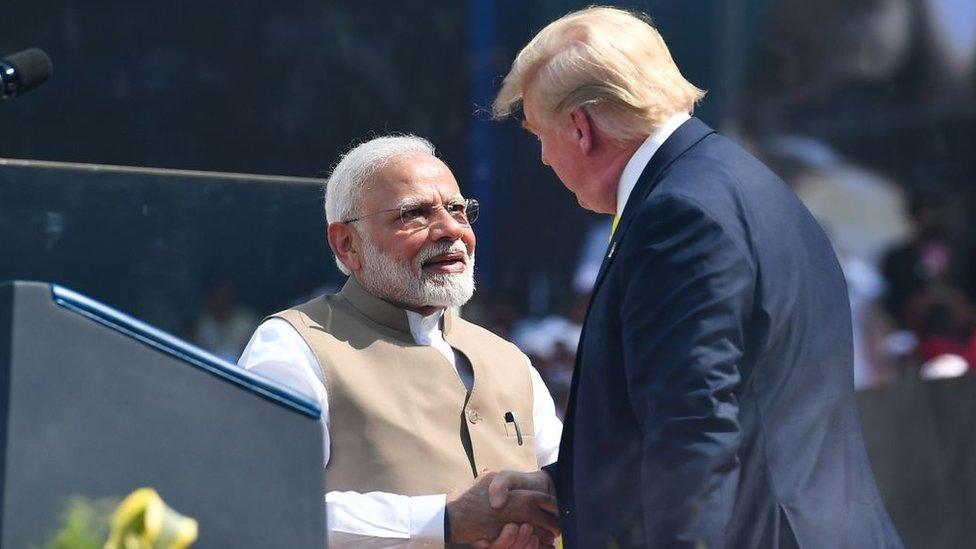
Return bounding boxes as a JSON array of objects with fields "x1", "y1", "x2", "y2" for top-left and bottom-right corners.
[{"x1": 362, "y1": 152, "x2": 463, "y2": 213}]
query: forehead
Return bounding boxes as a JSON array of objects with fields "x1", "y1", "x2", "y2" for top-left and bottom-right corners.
[{"x1": 364, "y1": 153, "x2": 460, "y2": 206}]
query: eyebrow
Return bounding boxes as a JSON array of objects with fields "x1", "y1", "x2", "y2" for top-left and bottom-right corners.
[
  {"x1": 395, "y1": 196, "x2": 428, "y2": 210},
  {"x1": 395, "y1": 194, "x2": 464, "y2": 209}
]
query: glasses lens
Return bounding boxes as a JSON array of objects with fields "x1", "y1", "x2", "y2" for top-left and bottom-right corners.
[
  {"x1": 398, "y1": 200, "x2": 478, "y2": 228},
  {"x1": 399, "y1": 205, "x2": 430, "y2": 229},
  {"x1": 464, "y1": 199, "x2": 479, "y2": 225}
]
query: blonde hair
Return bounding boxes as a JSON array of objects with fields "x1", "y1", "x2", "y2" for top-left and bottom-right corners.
[{"x1": 492, "y1": 6, "x2": 705, "y2": 139}]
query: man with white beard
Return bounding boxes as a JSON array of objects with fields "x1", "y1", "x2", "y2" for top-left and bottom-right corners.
[{"x1": 238, "y1": 135, "x2": 563, "y2": 548}]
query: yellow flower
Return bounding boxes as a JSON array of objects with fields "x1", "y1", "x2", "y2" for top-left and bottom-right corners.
[{"x1": 104, "y1": 488, "x2": 198, "y2": 549}]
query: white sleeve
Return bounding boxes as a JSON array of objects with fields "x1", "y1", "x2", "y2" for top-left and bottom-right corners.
[
  {"x1": 238, "y1": 318, "x2": 331, "y2": 463},
  {"x1": 238, "y1": 318, "x2": 448, "y2": 544},
  {"x1": 527, "y1": 357, "x2": 563, "y2": 467},
  {"x1": 326, "y1": 492, "x2": 445, "y2": 546}
]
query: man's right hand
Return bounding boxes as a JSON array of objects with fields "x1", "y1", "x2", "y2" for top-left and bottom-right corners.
[
  {"x1": 487, "y1": 470, "x2": 556, "y2": 510},
  {"x1": 446, "y1": 471, "x2": 559, "y2": 547}
]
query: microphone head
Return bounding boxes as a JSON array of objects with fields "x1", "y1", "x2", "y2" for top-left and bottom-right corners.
[{"x1": 3, "y1": 47, "x2": 53, "y2": 96}]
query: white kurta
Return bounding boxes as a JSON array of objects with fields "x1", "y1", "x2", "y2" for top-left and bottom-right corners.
[{"x1": 238, "y1": 309, "x2": 562, "y2": 547}]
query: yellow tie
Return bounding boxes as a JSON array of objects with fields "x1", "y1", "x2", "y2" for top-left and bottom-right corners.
[{"x1": 609, "y1": 214, "x2": 620, "y2": 242}]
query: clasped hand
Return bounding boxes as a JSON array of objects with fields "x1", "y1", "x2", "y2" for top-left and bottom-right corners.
[{"x1": 446, "y1": 470, "x2": 559, "y2": 548}]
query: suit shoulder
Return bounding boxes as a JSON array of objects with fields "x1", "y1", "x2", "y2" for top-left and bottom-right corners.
[
  {"x1": 650, "y1": 135, "x2": 795, "y2": 226},
  {"x1": 665, "y1": 137, "x2": 780, "y2": 192}
]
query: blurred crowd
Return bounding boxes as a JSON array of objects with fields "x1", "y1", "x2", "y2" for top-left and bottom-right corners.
[
  {"x1": 877, "y1": 193, "x2": 976, "y2": 381},
  {"x1": 184, "y1": 0, "x2": 976, "y2": 416}
]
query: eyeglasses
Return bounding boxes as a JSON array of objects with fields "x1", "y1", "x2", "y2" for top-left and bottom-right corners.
[{"x1": 342, "y1": 198, "x2": 479, "y2": 230}]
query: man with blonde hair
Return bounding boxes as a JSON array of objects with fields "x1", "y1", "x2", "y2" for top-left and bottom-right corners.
[{"x1": 488, "y1": 6, "x2": 903, "y2": 548}]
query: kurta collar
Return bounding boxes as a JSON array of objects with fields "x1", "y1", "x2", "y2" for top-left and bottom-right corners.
[{"x1": 338, "y1": 276, "x2": 456, "y2": 338}]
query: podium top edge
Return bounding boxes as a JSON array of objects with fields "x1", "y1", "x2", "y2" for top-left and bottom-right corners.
[
  {"x1": 45, "y1": 283, "x2": 322, "y2": 420},
  {"x1": 0, "y1": 157, "x2": 323, "y2": 186}
]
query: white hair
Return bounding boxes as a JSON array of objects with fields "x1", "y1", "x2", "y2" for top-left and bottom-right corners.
[{"x1": 324, "y1": 134, "x2": 436, "y2": 274}]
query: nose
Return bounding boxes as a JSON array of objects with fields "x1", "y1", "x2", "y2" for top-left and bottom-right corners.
[{"x1": 428, "y1": 205, "x2": 465, "y2": 240}]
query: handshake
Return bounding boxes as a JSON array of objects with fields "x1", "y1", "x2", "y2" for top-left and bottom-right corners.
[{"x1": 446, "y1": 470, "x2": 560, "y2": 548}]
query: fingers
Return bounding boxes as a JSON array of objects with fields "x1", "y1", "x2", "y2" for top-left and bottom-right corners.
[
  {"x1": 504, "y1": 490, "x2": 561, "y2": 537},
  {"x1": 511, "y1": 523, "x2": 534, "y2": 549},
  {"x1": 494, "y1": 523, "x2": 538, "y2": 549},
  {"x1": 477, "y1": 523, "x2": 520, "y2": 549},
  {"x1": 532, "y1": 492, "x2": 558, "y2": 515},
  {"x1": 488, "y1": 471, "x2": 514, "y2": 509},
  {"x1": 525, "y1": 506, "x2": 560, "y2": 537},
  {"x1": 533, "y1": 525, "x2": 556, "y2": 545},
  {"x1": 523, "y1": 526, "x2": 541, "y2": 549},
  {"x1": 489, "y1": 470, "x2": 554, "y2": 509}
]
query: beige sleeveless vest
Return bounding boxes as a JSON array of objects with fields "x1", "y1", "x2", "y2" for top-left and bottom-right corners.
[{"x1": 273, "y1": 277, "x2": 539, "y2": 496}]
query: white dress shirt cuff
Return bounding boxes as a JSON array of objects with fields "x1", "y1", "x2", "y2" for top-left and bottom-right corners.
[{"x1": 410, "y1": 494, "x2": 447, "y2": 543}]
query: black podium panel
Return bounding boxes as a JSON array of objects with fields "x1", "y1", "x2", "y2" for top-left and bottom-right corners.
[
  {"x1": 858, "y1": 374, "x2": 976, "y2": 549},
  {"x1": 0, "y1": 281, "x2": 325, "y2": 548}
]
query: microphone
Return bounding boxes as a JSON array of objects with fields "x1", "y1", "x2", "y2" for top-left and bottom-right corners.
[{"x1": 1, "y1": 47, "x2": 53, "y2": 99}]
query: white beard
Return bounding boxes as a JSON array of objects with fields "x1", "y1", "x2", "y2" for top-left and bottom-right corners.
[{"x1": 358, "y1": 237, "x2": 475, "y2": 310}]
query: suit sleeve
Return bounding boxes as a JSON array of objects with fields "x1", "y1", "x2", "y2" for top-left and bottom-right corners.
[{"x1": 618, "y1": 194, "x2": 753, "y2": 547}]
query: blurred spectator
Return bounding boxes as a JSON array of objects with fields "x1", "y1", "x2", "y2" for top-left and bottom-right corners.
[
  {"x1": 191, "y1": 278, "x2": 259, "y2": 362},
  {"x1": 876, "y1": 192, "x2": 976, "y2": 378},
  {"x1": 904, "y1": 285, "x2": 976, "y2": 367},
  {"x1": 881, "y1": 192, "x2": 976, "y2": 328}
]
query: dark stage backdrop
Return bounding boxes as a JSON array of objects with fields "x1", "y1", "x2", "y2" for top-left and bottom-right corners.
[
  {"x1": 0, "y1": 0, "x2": 472, "y2": 179},
  {"x1": 0, "y1": 160, "x2": 329, "y2": 338},
  {"x1": 0, "y1": 0, "x2": 735, "y2": 310}
]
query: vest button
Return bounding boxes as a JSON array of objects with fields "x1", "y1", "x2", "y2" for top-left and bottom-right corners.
[{"x1": 466, "y1": 409, "x2": 482, "y2": 424}]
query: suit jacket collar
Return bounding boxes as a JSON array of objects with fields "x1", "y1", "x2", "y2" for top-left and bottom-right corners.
[
  {"x1": 338, "y1": 276, "x2": 455, "y2": 341},
  {"x1": 615, "y1": 112, "x2": 691, "y2": 220},
  {"x1": 591, "y1": 117, "x2": 716, "y2": 298}
]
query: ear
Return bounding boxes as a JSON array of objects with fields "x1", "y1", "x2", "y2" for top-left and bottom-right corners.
[
  {"x1": 569, "y1": 107, "x2": 594, "y2": 155},
  {"x1": 327, "y1": 222, "x2": 362, "y2": 273}
]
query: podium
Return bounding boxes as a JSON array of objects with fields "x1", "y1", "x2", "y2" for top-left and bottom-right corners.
[
  {"x1": 0, "y1": 281, "x2": 326, "y2": 547},
  {"x1": 858, "y1": 374, "x2": 976, "y2": 549}
]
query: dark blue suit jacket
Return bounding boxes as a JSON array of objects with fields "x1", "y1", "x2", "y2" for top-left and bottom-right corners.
[{"x1": 550, "y1": 118, "x2": 903, "y2": 548}]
